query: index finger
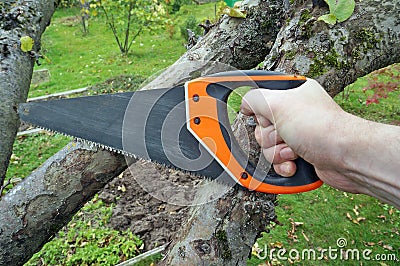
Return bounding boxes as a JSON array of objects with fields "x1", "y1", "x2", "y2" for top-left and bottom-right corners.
[{"x1": 240, "y1": 89, "x2": 276, "y2": 127}]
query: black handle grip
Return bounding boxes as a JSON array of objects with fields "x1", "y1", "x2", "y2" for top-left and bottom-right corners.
[{"x1": 186, "y1": 70, "x2": 322, "y2": 194}]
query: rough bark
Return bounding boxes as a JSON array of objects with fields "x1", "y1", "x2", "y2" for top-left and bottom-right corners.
[
  {"x1": 0, "y1": 0, "x2": 398, "y2": 265},
  {"x1": 0, "y1": 3, "x2": 130, "y2": 264},
  {"x1": 262, "y1": 0, "x2": 400, "y2": 96},
  {"x1": 163, "y1": 187, "x2": 276, "y2": 266},
  {"x1": 0, "y1": 1, "x2": 286, "y2": 264},
  {"x1": 161, "y1": 0, "x2": 400, "y2": 265},
  {"x1": 0, "y1": 142, "x2": 128, "y2": 265},
  {"x1": 139, "y1": 1, "x2": 290, "y2": 264},
  {"x1": 142, "y1": 0, "x2": 287, "y2": 89},
  {"x1": 160, "y1": 115, "x2": 276, "y2": 266},
  {"x1": 0, "y1": 0, "x2": 55, "y2": 186}
]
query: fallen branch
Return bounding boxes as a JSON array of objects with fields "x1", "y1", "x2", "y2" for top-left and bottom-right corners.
[
  {"x1": 27, "y1": 87, "x2": 88, "y2": 102},
  {"x1": 115, "y1": 244, "x2": 168, "y2": 266}
]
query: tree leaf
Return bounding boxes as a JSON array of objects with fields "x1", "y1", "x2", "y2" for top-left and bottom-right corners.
[
  {"x1": 365, "y1": 241, "x2": 376, "y2": 247},
  {"x1": 42, "y1": 54, "x2": 52, "y2": 64},
  {"x1": 223, "y1": 7, "x2": 247, "y2": 18},
  {"x1": 318, "y1": 13, "x2": 337, "y2": 25},
  {"x1": 333, "y1": 0, "x2": 356, "y2": 22},
  {"x1": 319, "y1": 0, "x2": 355, "y2": 24},
  {"x1": 356, "y1": 217, "x2": 366, "y2": 223},
  {"x1": 20, "y1": 36, "x2": 34, "y2": 52},
  {"x1": 324, "y1": 0, "x2": 336, "y2": 9}
]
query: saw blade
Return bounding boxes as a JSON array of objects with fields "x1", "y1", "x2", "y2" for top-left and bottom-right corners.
[{"x1": 18, "y1": 87, "x2": 236, "y2": 187}]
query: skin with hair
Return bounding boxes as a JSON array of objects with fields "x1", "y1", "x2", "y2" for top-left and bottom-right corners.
[{"x1": 240, "y1": 79, "x2": 400, "y2": 209}]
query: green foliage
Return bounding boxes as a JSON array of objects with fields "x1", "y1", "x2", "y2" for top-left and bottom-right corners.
[
  {"x1": 26, "y1": 197, "x2": 143, "y2": 266},
  {"x1": 169, "y1": 0, "x2": 193, "y2": 14},
  {"x1": 56, "y1": 0, "x2": 79, "y2": 8},
  {"x1": 93, "y1": 0, "x2": 169, "y2": 55},
  {"x1": 318, "y1": 0, "x2": 355, "y2": 25}
]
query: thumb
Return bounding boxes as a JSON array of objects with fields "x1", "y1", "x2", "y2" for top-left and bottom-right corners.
[{"x1": 240, "y1": 79, "x2": 325, "y2": 127}]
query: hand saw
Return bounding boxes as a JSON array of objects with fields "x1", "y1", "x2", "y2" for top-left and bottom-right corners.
[{"x1": 18, "y1": 70, "x2": 323, "y2": 194}]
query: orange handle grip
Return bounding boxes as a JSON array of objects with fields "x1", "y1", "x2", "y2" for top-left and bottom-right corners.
[{"x1": 185, "y1": 70, "x2": 323, "y2": 194}]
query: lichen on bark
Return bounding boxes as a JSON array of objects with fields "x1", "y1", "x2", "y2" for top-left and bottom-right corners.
[
  {"x1": 0, "y1": 141, "x2": 127, "y2": 265},
  {"x1": 0, "y1": 0, "x2": 55, "y2": 186},
  {"x1": 262, "y1": 0, "x2": 400, "y2": 96}
]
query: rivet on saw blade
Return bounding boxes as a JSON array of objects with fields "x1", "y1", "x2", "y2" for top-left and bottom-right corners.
[
  {"x1": 194, "y1": 117, "x2": 201, "y2": 125},
  {"x1": 240, "y1": 172, "x2": 248, "y2": 179},
  {"x1": 192, "y1": 94, "x2": 200, "y2": 102}
]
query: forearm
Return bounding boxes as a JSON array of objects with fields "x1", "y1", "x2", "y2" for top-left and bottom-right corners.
[
  {"x1": 340, "y1": 114, "x2": 400, "y2": 208},
  {"x1": 241, "y1": 82, "x2": 400, "y2": 208}
]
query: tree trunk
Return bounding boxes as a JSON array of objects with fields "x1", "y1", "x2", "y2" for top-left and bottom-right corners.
[
  {"x1": 0, "y1": 1, "x2": 288, "y2": 264},
  {"x1": 0, "y1": 0, "x2": 55, "y2": 186},
  {"x1": 142, "y1": 0, "x2": 287, "y2": 90},
  {"x1": 161, "y1": 0, "x2": 400, "y2": 265},
  {"x1": 137, "y1": 1, "x2": 289, "y2": 264},
  {"x1": 0, "y1": 1, "x2": 283, "y2": 263},
  {"x1": 0, "y1": 0, "x2": 399, "y2": 265},
  {"x1": 159, "y1": 114, "x2": 277, "y2": 265},
  {"x1": 0, "y1": 142, "x2": 128, "y2": 265},
  {"x1": 262, "y1": 0, "x2": 400, "y2": 96}
]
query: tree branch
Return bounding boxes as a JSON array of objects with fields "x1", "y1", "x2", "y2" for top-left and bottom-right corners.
[
  {"x1": 142, "y1": 0, "x2": 287, "y2": 89},
  {"x1": 0, "y1": 0, "x2": 55, "y2": 187},
  {"x1": 0, "y1": 142, "x2": 128, "y2": 265},
  {"x1": 160, "y1": 0, "x2": 400, "y2": 264},
  {"x1": 262, "y1": 0, "x2": 400, "y2": 96}
]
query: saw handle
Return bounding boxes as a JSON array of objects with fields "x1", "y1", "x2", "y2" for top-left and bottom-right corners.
[{"x1": 185, "y1": 70, "x2": 322, "y2": 194}]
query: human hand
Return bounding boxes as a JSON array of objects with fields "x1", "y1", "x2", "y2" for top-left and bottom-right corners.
[{"x1": 240, "y1": 79, "x2": 362, "y2": 193}]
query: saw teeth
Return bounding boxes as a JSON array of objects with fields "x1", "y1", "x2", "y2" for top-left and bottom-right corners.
[{"x1": 19, "y1": 124, "x2": 236, "y2": 188}]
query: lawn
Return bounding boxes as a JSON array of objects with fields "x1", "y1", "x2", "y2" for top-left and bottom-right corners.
[
  {"x1": 248, "y1": 65, "x2": 400, "y2": 266},
  {"x1": 4, "y1": 2, "x2": 400, "y2": 265},
  {"x1": 28, "y1": 8, "x2": 182, "y2": 98},
  {"x1": 28, "y1": 3, "x2": 218, "y2": 98}
]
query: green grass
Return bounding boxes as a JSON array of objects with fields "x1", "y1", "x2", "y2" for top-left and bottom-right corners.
[
  {"x1": 337, "y1": 64, "x2": 400, "y2": 124},
  {"x1": 227, "y1": 86, "x2": 252, "y2": 122},
  {"x1": 5, "y1": 2, "x2": 400, "y2": 265},
  {"x1": 6, "y1": 3, "x2": 218, "y2": 265},
  {"x1": 249, "y1": 188, "x2": 400, "y2": 265},
  {"x1": 249, "y1": 64, "x2": 400, "y2": 266},
  {"x1": 30, "y1": 3, "x2": 219, "y2": 98},
  {"x1": 25, "y1": 195, "x2": 144, "y2": 266},
  {"x1": 30, "y1": 14, "x2": 170, "y2": 97}
]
